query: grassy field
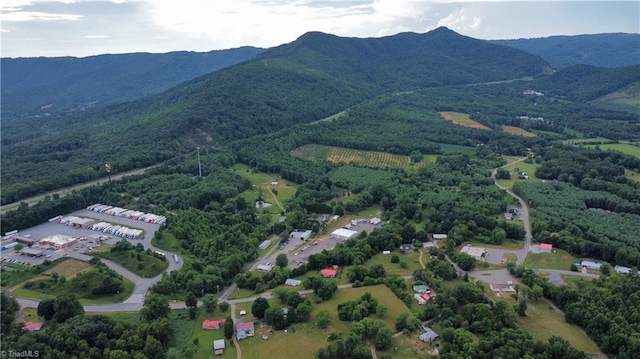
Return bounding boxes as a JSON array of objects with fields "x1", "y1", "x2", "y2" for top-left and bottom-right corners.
[
  {"x1": 231, "y1": 163, "x2": 298, "y2": 221},
  {"x1": 227, "y1": 287, "x2": 259, "y2": 300},
  {"x1": 524, "y1": 248, "x2": 576, "y2": 271},
  {"x1": 291, "y1": 144, "x2": 435, "y2": 170},
  {"x1": 484, "y1": 285, "x2": 600, "y2": 355},
  {"x1": 467, "y1": 239, "x2": 524, "y2": 251},
  {"x1": 92, "y1": 250, "x2": 168, "y2": 278},
  {"x1": 365, "y1": 250, "x2": 424, "y2": 276},
  {"x1": 582, "y1": 143, "x2": 640, "y2": 158},
  {"x1": 43, "y1": 258, "x2": 92, "y2": 277},
  {"x1": 238, "y1": 285, "x2": 414, "y2": 359},
  {"x1": 561, "y1": 137, "x2": 610, "y2": 144},
  {"x1": 502, "y1": 125, "x2": 537, "y2": 137},
  {"x1": 496, "y1": 161, "x2": 542, "y2": 190},
  {"x1": 439, "y1": 111, "x2": 490, "y2": 130}
]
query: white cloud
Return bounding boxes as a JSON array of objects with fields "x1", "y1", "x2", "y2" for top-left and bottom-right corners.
[
  {"x1": 1, "y1": 11, "x2": 82, "y2": 21},
  {"x1": 435, "y1": 7, "x2": 481, "y2": 33},
  {"x1": 84, "y1": 34, "x2": 108, "y2": 38}
]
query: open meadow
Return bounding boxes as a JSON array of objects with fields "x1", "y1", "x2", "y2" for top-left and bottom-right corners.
[
  {"x1": 524, "y1": 249, "x2": 576, "y2": 270},
  {"x1": 496, "y1": 160, "x2": 542, "y2": 190},
  {"x1": 439, "y1": 111, "x2": 490, "y2": 130},
  {"x1": 502, "y1": 125, "x2": 537, "y2": 137}
]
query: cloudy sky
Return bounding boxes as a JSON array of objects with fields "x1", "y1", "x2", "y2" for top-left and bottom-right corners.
[{"x1": 1, "y1": 0, "x2": 638, "y2": 58}]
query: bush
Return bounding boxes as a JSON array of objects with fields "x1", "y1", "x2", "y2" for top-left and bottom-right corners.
[{"x1": 390, "y1": 254, "x2": 400, "y2": 263}]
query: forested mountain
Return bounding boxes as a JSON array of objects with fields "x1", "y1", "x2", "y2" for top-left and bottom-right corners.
[
  {"x1": 491, "y1": 33, "x2": 640, "y2": 69},
  {"x1": 1, "y1": 27, "x2": 554, "y2": 204},
  {"x1": 0, "y1": 46, "x2": 264, "y2": 118}
]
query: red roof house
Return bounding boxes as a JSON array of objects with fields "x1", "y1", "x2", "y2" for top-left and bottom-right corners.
[
  {"x1": 540, "y1": 243, "x2": 553, "y2": 253},
  {"x1": 320, "y1": 268, "x2": 337, "y2": 278},
  {"x1": 23, "y1": 321, "x2": 43, "y2": 331},
  {"x1": 202, "y1": 319, "x2": 226, "y2": 330}
]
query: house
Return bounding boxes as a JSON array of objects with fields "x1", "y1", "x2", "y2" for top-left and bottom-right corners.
[
  {"x1": 236, "y1": 322, "x2": 255, "y2": 340},
  {"x1": 419, "y1": 327, "x2": 439, "y2": 342},
  {"x1": 432, "y1": 234, "x2": 447, "y2": 240},
  {"x1": 213, "y1": 339, "x2": 225, "y2": 356},
  {"x1": 259, "y1": 239, "x2": 272, "y2": 250},
  {"x1": 290, "y1": 229, "x2": 312, "y2": 241},
  {"x1": 23, "y1": 322, "x2": 43, "y2": 331},
  {"x1": 581, "y1": 260, "x2": 602, "y2": 271},
  {"x1": 285, "y1": 278, "x2": 302, "y2": 286},
  {"x1": 422, "y1": 241, "x2": 437, "y2": 249},
  {"x1": 321, "y1": 268, "x2": 337, "y2": 278},
  {"x1": 504, "y1": 212, "x2": 513, "y2": 220},
  {"x1": 614, "y1": 265, "x2": 631, "y2": 274},
  {"x1": 400, "y1": 244, "x2": 414, "y2": 254},
  {"x1": 421, "y1": 292, "x2": 431, "y2": 303},
  {"x1": 330, "y1": 228, "x2": 358, "y2": 241},
  {"x1": 414, "y1": 293, "x2": 427, "y2": 305},
  {"x1": 202, "y1": 319, "x2": 226, "y2": 330},
  {"x1": 539, "y1": 243, "x2": 553, "y2": 253},
  {"x1": 412, "y1": 285, "x2": 431, "y2": 294},
  {"x1": 369, "y1": 217, "x2": 382, "y2": 225}
]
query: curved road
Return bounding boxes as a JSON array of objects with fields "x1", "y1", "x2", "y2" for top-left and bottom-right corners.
[
  {"x1": 13, "y1": 208, "x2": 183, "y2": 312},
  {"x1": 492, "y1": 157, "x2": 533, "y2": 265}
]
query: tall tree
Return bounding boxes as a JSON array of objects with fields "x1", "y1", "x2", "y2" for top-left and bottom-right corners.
[
  {"x1": 141, "y1": 293, "x2": 170, "y2": 322},
  {"x1": 37, "y1": 299, "x2": 55, "y2": 320},
  {"x1": 251, "y1": 297, "x2": 270, "y2": 319},
  {"x1": 53, "y1": 292, "x2": 84, "y2": 323},
  {"x1": 224, "y1": 316, "x2": 234, "y2": 339},
  {"x1": 202, "y1": 294, "x2": 217, "y2": 313}
]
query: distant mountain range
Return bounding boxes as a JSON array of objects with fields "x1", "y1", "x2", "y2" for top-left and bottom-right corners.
[
  {"x1": 490, "y1": 33, "x2": 640, "y2": 69},
  {"x1": 0, "y1": 47, "x2": 264, "y2": 118}
]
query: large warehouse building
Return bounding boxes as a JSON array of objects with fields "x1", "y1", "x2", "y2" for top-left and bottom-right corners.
[{"x1": 330, "y1": 228, "x2": 358, "y2": 241}]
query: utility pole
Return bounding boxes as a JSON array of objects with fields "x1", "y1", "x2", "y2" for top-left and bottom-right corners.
[{"x1": 197, "y1": 147, "x2": 202, "y2": 177}]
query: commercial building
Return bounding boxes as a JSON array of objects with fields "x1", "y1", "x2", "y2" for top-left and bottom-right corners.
[{"x1": 330, "y1": 228, "x2": 358, "y2": 241}]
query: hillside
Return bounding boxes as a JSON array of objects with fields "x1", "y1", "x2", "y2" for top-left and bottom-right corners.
[
  {"x1": 491, "y1": 33, "x2": 640, "y2": 69},
  {"x1": 0, "y1": 27, "x2": 606, "y2": 204},
  {"x1": 0, "y1": 46, "x2": 264, "y2": 119}
]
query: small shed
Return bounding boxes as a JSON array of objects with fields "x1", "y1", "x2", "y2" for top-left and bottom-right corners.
[
  {"x1": 419, "y1": 327, "x2": 439, "y2": 342},
  {"x1": 432, "y1": 234, "x2": 447, "y2": 240},
  {"x1": 581, "y1": 260, "x2": 602, "y2": 270},
  {"x1": 285, "y1": 278, "x2": 302, "y2": 286},
  {"x1": 257, "y1": 264, "x2": 273, "y2": 272},
  {"x1": 539, "y1": 243, "x2": 553, "y2": 253},
  {"x1": 369, "y1": 217, "x2": 382, "y2": 225},
  {"x1": 412, "y1": 285, "x2": 431, "y2": 294},
  {"x1": 213, "y1": 339, "x2": 225, "y2": 355}
]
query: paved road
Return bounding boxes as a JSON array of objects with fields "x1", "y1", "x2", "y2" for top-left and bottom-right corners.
[
  {"x1": 492, "y1": 157, "x2": 533, "y2": 265},
  {"x1": 0, "y1": 165, "x2": 158, "y2": 214}
]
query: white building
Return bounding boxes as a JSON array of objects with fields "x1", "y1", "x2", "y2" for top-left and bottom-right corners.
[
  {"x1": 290, "y1": 229, "x2": 312, "y2": 241},
  {"x1": 330, "y1": 228, "x2": 358, "y2": 241}
]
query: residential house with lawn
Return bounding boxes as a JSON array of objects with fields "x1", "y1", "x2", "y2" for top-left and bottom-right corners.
[
  {"x1": 321, "y1": 268, "x2": 337, "y2": 278},
  {"x1": 202, "y1": 319, "x2": 226, "y2": 330},
  {"x1": 237, "y1": 322, "x2": 255, "y2": 340}
]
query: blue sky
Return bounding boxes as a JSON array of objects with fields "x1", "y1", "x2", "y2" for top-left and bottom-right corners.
[{"x1": 1, "y1": 0, "x2": 638, "y2": 58}]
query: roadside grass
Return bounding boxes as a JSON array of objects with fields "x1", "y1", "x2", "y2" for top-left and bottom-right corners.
[
  {"x1": 496, "y1": 161, "x2": 542, "y2": 190},
  {"x1": 560, "y1": 275, "x2": 596, "y2": 287},
  {"x1": 502, "y1": 125, "x2": 537, "y2": 137},
  {"x1": 92, "y1": 250, "x2": 168, "y2": 278},
  {"x1": 13, "y1": 271, "x2": 135, "y2": 305},
  {"x1": 524, "y1": 249, "x2": 576, "y2": 271},
  {"x1": 483, "y1": 284, "x2": 600, "y2": 354},
  {"x1": 467, "y1": 239, "x2": 524, "y2": 251},
  {"x1": 227, "y1": 287, "x2": 258, "y2": 300}
]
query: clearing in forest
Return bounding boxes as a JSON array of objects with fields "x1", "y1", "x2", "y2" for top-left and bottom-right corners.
[
  {"x1": 290, "y1": 144, "x2": 434, "y2": 169},
  {"x1": 502, "y1": 125, "x2": 537, "y2": 137},
  {"x1": 439, "y1": 111, "x2": 490, "y2": 130}
]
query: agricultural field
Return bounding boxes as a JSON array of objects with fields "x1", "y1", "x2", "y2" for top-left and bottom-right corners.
[
  {"x1": 561, "y1": 137, "x2": 610, "y2": 145},
  {"x1": 502, "y1": 125, "x2": 537, "y2": 137},
  {"x1": 439, "y1": 111, "x2": 490, "y2": 130},
  {"x1": 291, "y1": 144, "x2": 434, "y2": 170},
  {"x1": 582, "y1": 143, "x2": 640, "y2": 159}
]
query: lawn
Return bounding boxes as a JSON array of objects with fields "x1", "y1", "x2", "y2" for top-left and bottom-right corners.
[
  {"x1": 227, "y1": 287, "x2": 259, "y2": 300},
  {"x1": 92, "y1": 250, "x2": 168, "y2": 278},
  {"x1": 524, "y1": 249, "x2": 576, "y2": 270},
  {"x1": 502, "y1": 125, "x2": 537, "y2": 137},
  {"x1": 365, "y1": 250, "x2": 423, "y2": 276},
  {"x1": 238, "y1": 284, "x2": 415, "y2": 359}
]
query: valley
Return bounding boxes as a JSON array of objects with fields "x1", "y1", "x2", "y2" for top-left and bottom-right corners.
[{"x1": 1, "y1": 28, "x2": 640, "y2": 359}]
